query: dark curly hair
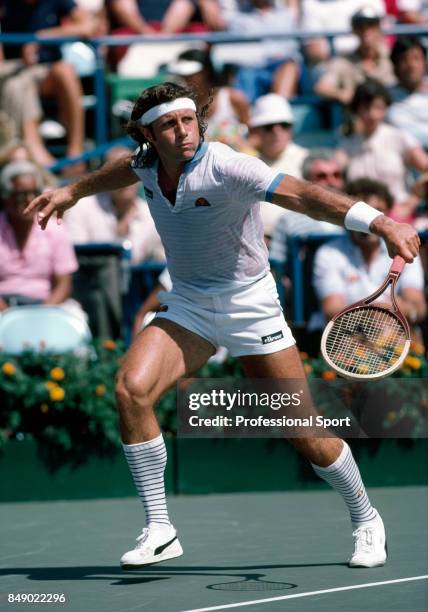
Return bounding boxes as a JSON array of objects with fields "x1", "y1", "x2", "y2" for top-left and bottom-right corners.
[
  {"x1": 390, "y1": 35, "x2": 426, "y2": 67},
  {"x1": 349, "y1": 78, "x2": 391, "y2": 115},
  {"x1": 126, "y1": 81, "x2": 211, "y2": 167},
  {"x1": 346, "y1": 177, "x2": 394, "y2": 211}
]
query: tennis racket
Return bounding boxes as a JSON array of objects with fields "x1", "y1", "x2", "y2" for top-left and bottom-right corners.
[{"x1": 320, "y1": 256, "x2": 411, "y2": 380}]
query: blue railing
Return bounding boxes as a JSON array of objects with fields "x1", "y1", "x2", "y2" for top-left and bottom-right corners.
[{"x1": 1, "y1": 23, "x2": 427, "y2": 162}]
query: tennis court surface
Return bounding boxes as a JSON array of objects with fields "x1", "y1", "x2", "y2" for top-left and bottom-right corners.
[{"x1": 1, "y1": 487, "x2": 427, "y2": 612}]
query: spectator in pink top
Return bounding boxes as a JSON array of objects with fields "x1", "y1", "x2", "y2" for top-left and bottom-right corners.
[{"x1": 0, "y1": 161, "x2": 78, "y2": 310}]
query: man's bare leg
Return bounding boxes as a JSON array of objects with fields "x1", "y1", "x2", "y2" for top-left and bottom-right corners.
[
  {"x1": 22, "y1": 119, "x2": 56, "y2": 166},
  {"x1": 116, "y1": 318, "x2": 215, "y2": 442},
  {"x1": 272, "y1": 60, "x2": 299, "y2": 98},
  {"x1": 41, "y1": 61, "x2": 85, "y2": 162},
  {"x1": 239, "y1": 344, "x2": 342, "y2": 465},
  {"x1": 239, "y1": 344, "x2": 386, "y2": 567},
  {"x1": 116, "y1": 318, "x2": 215, "y2": 568}
]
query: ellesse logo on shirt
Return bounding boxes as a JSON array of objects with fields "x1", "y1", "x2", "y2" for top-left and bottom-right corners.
[{"x1": 195, "y1": 197, "x2": 211, "y2": 207}]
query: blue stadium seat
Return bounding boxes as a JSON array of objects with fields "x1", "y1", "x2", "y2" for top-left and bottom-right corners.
[{"x1": 291, "y1": 103, "x2": 323, "y2": 134}]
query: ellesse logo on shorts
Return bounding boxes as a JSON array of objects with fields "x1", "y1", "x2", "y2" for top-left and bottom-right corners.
[{"x1": 261, "y1": 331, "x2": 284, "y2": 345}]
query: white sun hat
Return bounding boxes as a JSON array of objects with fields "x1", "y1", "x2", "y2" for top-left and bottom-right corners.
[
  {"x1": 166, "y1": 59, "x2": 204, "y2": 76},
  {"x1": 249, "y1": 94, "x2": 294, "y2": 128}
]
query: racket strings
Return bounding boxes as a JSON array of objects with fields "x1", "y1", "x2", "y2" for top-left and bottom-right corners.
[{"x1": 325, "y1": 307, "x2": 407, "y2": 376}]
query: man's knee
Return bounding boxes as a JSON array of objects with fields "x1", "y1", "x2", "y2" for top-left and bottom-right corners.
[
  {"x1": 49, "y1": 61, "x2": 81, "y2": 87},
  {"x1": 115, "y1": 366, "x2": 158, "y2": 414}
]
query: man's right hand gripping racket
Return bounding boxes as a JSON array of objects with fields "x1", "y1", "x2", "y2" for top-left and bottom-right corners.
[{"x1": 321, "y1": 256, "x2": 411, "y2": 380}]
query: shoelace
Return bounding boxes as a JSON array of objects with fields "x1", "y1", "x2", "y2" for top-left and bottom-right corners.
[
  {"x1": 135, "y1": 528, "x2": 150, "y2": 548},
  {"x1": 352, "y1": 526, "x2": 374, "y2": 554}
]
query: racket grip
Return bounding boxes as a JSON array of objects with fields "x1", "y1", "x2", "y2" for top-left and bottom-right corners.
[{"x1": 390, "y1": 255, "x2": 406, "y2": 275}]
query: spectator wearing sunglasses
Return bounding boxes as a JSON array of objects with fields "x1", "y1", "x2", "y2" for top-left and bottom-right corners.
[
  {"x1": 269, "y1": 148, "x2": 345, "y2": 264},
  {"x1": 248, "y1": 94, "x2": 308, "y2": 239},
  {"x1": 0, "y1": 161, "x2": 81, "y2": 315}
]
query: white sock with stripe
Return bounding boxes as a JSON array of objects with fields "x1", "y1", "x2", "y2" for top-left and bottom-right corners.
[
  {"x1": 122, "y1": 434, "x2": 171, "y2": 527},
  {"x1": 311, "y1": 441, "x2": 377, "y2": 527}
]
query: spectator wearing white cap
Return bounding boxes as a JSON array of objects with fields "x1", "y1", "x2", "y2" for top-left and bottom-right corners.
[
  {"x1": 249, "y1": 94, "x2": 308, "y2": 177},
  {"x1": 314, "y1": 5, "x2": 396, "y2": 105},
  {"x1": 248, "y1": 93, "x2": 308, "y2": 238}
]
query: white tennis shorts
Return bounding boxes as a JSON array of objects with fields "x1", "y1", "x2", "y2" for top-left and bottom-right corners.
[{"x1": 155, "y1": 272, "x2": 295, "y2": 357}]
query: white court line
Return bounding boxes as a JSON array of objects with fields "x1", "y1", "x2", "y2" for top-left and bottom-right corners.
[{"x1": 182, "y1": 575, "x2": 428, "y2": 612}]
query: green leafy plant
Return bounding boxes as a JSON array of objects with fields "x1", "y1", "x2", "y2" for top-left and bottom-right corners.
[{"x1": 1, "y1": 342, "x2": 427, "y2": 470}]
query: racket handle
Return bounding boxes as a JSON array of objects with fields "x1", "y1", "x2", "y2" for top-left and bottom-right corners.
[{"x1": 390, "y1": 255, "x2": 406, "y2": 275}]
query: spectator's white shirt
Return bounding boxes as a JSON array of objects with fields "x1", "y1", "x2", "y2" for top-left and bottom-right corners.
[
  {"x1": 310, "y1": 234, "x2": 424, "y2": 329},
  {"x1": 301, "y1": 0, "x2": 385, "y2": 54},
  {"x1": 259, "y1": 142, "x2": 309, "y2": 237},
  {"x1": 64, "y1": 193, "x2": 165, "y2": 264},
  {"x1": 387, "y1": 81, "x2": 428, "y2": 148},
  {"x1": 339, "y1": 122, "x2": 419, "y2": 204},
  {"x1": 131, "y1": 142, "x2": 281, "y2": 295},
  {"x1": 262, "y1": 141, "x2": 308, "y2": 179}
]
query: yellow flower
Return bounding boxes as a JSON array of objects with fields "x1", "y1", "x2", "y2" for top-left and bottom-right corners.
[
  {"x1": 40, "y1": 403, "x2": 49, "y2": 414},
  {"x1": 322, "y1": 370, "x2": 336, "y2": 380},
  {"x1": 2, "y1": 362, "x2": 16, "y2": 375},
  {"x1": 45, "y1": 381, "x2": 57, "y2": 391},
  {"x1": 103, "y1": 339, "x2": 117, "y2": 350},
  {"x1": 50, "y1": 367, "x2": 65, "y2": 381},
  {"x1": 303, "y1": 363, "x2": 312, "y2": 375},
  {"x1": 386, "y1": 411, "x2": 398, "y2": 423},
  {"x1": 49, "y1": 386, "x2": 65, "y2": 402},
  {"x1": 96, "y1": 384, "x2": 106, "y2": 397},
  {"x1": 404, "y1": 356, "x2": 421, "y2": 370}
]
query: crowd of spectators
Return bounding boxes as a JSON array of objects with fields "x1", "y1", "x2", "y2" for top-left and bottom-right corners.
[{"x1": 0, "y1": 0, "x2": 427, "y2": 352}]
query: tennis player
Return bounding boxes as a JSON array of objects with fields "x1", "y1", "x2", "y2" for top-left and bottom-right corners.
[{"x1": 25, "y1": 83, "x2": 420, "y2": 570}]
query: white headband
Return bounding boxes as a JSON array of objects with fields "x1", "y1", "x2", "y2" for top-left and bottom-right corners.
[{"x1": 139, "y1": 97, "x2": 197, "y2": 126}]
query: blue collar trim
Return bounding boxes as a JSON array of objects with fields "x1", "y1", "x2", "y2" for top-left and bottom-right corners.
[{"x1": 184, "y1": 141, "x2": 208, "y2": 171}]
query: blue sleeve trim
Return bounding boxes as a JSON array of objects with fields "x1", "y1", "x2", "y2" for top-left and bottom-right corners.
[{"x1": 265, "y1": 173, "x2": 286, "y2": 202}]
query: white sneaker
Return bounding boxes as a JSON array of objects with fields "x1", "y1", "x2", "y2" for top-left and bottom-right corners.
[
  {"x1": 349, "y1": 511, "x2": 387, "y2": 568},
  {"x1": 120, "y1": 523, "x2": 183, "y2": 569}
]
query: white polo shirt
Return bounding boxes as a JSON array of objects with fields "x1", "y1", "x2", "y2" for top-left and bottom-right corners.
[{"x1": 131, "y1": 142, "x2": 283, "y2": 295}]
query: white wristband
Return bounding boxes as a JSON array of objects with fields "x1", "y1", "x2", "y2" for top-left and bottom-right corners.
[{"x1": 344, "y1": 201, "x2": 384, "y2": 234}]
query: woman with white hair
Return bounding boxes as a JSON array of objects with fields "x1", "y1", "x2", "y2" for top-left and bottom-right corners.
[{"x1": 0, "y1": 161, "x2": 79, "y2": 311}]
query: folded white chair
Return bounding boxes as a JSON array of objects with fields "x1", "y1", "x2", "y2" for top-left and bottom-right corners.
[{"x1": 0, "y1": 305, "x2": 92, "y2": 354}]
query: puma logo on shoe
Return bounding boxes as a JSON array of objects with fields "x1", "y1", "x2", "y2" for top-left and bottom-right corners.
[{"x1": 154, "y1": 536, "x2": 177, "y2": 556}]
